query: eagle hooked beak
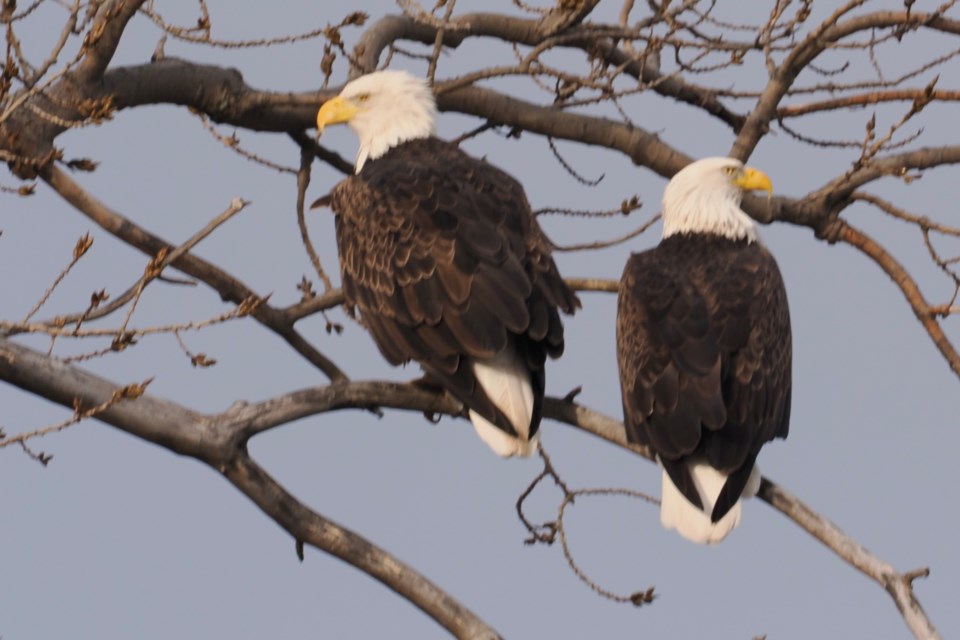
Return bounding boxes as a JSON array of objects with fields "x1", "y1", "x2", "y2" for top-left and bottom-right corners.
[
  {"x1": 316, "y1": 96, "x2": 358, "y2": 136},
  {"x1": 734, "y1": 166, "x2": 774, "y2": 197}
]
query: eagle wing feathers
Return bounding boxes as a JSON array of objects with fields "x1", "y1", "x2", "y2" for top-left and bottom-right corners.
[
  {"x1": 617, "y1": 235, "x2": 791, "y2": 521},
  {"x1": 331, "y1": 138, "x2": 579, "y2": 437}
]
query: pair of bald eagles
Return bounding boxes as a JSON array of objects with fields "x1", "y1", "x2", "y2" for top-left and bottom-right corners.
[{"x1": 315, "y1": 71, "x2": 791, "y2": 545}]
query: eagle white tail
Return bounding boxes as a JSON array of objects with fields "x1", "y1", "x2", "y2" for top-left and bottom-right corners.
[
  {"x1": 469, "y1": 349, "x2": 538, "y2": 458},
  {"x1": 659, "y1": 458, "x2": 761, "y2": 544}
]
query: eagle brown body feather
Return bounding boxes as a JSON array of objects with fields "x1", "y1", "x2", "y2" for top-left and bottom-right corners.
[
  {"x1": 330, "y1": 137, "x2": 580, "y2": 439},
  {"x1": 617, "y1": 233, "x2": 791, "y2": 523}
]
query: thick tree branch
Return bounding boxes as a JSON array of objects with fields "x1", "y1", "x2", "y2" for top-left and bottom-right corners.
[
  {"x1": 0, "y1": 60, "x2": 333, "y2": 180},
  {"x1": 215, "y1": 380, "x2": 461, "y2": 441},
  {"x1": 820, "y1": 146, "x2": 960, "y2": 201},
  {"x1": 2, "y1": 4, "x2": 958, "y2": 638},
  {"x1": 0, "y1": 337, "x2": 221, "y2": 460},
  {"x1": 100, "y1": 59, "x2": 693, "y2": 179},
  {"x1": 76, "y1": 0, "x2": 148, "y2": 83},
  {"x1": 0, "y1": 336, "x2": 500, "y2": 639},
  {"x1": 437, "y1": 85, "x2": 691, "y2": 177},
  {"x1": 6, "y1": 35, "x2": 948, "y2": 250},
  {"x1": 0, "y1": 335, "x2": 941, "y2": 639},
  {"x1": 741, "y1": 145, "x2": 960, "y2": 238},
  {"x1": 90, "y1": 60, "x2": 960, "y2": 218},
  {"x1": 103, "y1": 60, "x2": 333, "y2": 131},
  {"x1": 223, "y1": 453, "x2": 503, "y2": 640}
]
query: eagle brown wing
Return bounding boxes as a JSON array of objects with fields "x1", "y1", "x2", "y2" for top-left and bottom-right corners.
[
  {"x1": 331, "y1": 137, "x2": 579, "y2": 437},
  {"x1": 617, "y1": 235, "x2": 791, "y2": 520}
]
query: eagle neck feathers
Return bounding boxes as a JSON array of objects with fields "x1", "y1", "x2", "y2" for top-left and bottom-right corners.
[{"x1": 661, "y1": 176, "x2": 759, "y2": 243}]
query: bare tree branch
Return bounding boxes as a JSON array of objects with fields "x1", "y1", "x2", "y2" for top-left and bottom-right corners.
[
  {"x1": 837, "y1": 219, "x2": 960, "y2": 379},
  {"x1": 3, "y1": 2, "x2": 959, "y2": 637},
  {"x1": 223, "y1": 453, "x2": 503, "y2": 640},
  {"x1": 778, "y1": 88, "x2": 960, "y2": 118},
  {"x1": 0, "y1": 336, "x2": 500, "y2": 639},
  {"x1": 758, "y1": 477, "x2": 940, "y2": 640},
  {"x1": 76, "y1": 0, "x2": 149, "y2": 83},
  {"x1": 39, "y1": 164, "x2": 348, "y2": 383},
  {"x1": 545, "y1": 397, "x2": 941, "y2": 640},
  {"x1": 351, "y1": 12, "x2": 746, "y2": 129},
  {"x1": 732, "y1": 7, "x2": 960, "y2": 160},
  {"x1": 0, "y1": 335, "x2": 941, "y2": 638}
]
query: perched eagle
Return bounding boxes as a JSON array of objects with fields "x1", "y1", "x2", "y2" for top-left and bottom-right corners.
[
  {"x1": 616, "y1": 157, "x2": 792, "y2": 544},
  {"x1": 316, "y1": 70, "x2": 580, "y2": 457}
]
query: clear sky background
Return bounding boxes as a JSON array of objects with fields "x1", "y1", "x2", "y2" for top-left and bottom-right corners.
[{"x1": 2, "y1": 1, "x2": 958, "y2": 638}]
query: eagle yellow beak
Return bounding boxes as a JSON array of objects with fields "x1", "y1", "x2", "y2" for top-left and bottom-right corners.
[
  {"x1": 316, "y1": 96, "x2": 358, "y2": 134},
  {"x1": 734, "y1": 166, "x2": 773, "y2": 196}
]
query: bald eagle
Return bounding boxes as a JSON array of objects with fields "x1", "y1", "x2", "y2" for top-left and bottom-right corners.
[
  {"x1": 316, "y1": 70, "x2": 580, "y2": 457},
  {"x1": 616, "y1": 157, "x2": 792, "y2": 544}
]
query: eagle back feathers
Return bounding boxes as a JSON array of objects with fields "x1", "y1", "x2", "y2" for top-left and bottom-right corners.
[
  {"x1": 331, "y1": 137, "x2": 580, "y2": 438},
  {"x1": 617, "y1": 234, "x2": 791, "y2": 520}
]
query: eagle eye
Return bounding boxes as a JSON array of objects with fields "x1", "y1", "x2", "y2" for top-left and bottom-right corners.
[
  {"x1": 722, "y1": 165, "x2": 738, "y2": 176},
  {"x1": 355, "y1": 93, "x2": 371, "y2": 103}
]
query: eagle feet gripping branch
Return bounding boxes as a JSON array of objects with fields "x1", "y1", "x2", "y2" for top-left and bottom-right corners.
[
  {"x1": 617, "y1": 157, "x2": 792, "y2": 544},
  {"x1": 316, "y1": 70, "x2": 580, "y2": 458}
]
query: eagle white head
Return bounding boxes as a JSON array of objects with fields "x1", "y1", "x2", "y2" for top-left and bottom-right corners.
[
  {"x1": 316, "y1": 70, "x2": 437, "y2": 172},
  {"x1": 661, "y1": 157, "x2": 773, "y2": 243}
]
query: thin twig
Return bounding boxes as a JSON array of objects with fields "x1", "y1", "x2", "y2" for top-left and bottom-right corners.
[
  {"x1": 294, "y1": 135, "x2": 334, "y2": 292},
  {"x1": 554, "y1": 214, "x2": 661, "y2": 252},
  {"x1": 516, "y1": 444, "x2": 658, "y2": 605},
  {"x1": 427, "y1": 0, "x2": 456, "y2": 84},
  {"x1": 0, "y1": 376, "x2": 153, "y2": 462},
  {"x1": 113, "y1": 197, "x2": 249, "y2": 340},
  {"x1": 19, "y1": 197, "x2": 248, "y2": 335},
  {"x1": 194, "y1": 111, "x2": 297, "y2": 174},
  {"x1": 20, "y1": 233, "x2": 93, "y2": 323}
]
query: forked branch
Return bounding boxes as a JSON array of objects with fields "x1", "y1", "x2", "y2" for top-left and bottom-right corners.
[
  {"x1": 0, "y1": 337, "x2": 940, "y2": 639},
  {"x1": 0, "y1": 336, "x2": 500, "y2": 640}
]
